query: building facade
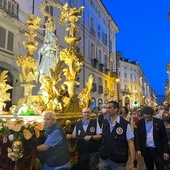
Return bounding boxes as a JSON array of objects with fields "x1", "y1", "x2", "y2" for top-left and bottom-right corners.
[
  {"x1": 117, "y1": 52, "x2": 157, "y2": 107},
  {"x1": 0, "y1": 0, "x2": 119, "y2": 110},
  {"x1": 0, "y1": 0, "x2": 157, "y2": 111},
  {"x1": 165, "y1": 62, "x2": 170, "y2": 102}
]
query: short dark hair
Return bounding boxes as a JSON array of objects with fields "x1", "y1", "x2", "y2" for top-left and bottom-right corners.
[
  {"x1": 122, "y1": 106, "x2": 129, "y2": 114},
  {"x1": 141, "y1": 106, "x2": 154, "y2": 115},
  {"x1": 108, "y1": 101, "x2": 119, "y2": 110}
]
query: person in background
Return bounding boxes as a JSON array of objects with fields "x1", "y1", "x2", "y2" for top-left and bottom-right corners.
[
  {"x1": 63, "y1": 120, "x2": 79, "y2": 170},
  {"x1": 121, "y1": 106, "x2": 134, "y2": 130},
  {"x1": 63, "y1": 120, "x2": 72, "y2": 134},
  {"x1": 98, "y1": 103, "x2": 108, "y2": 128},
  {"x1": 162, "y1": 112, "x2": 170, "y2": 170},
  {"x1": 131, "y1": 107, "x2": 139, "y2": 130},
  {"x1": 99, "y1": 101, "x2": 137, "y2": 170},
  {"x1": 67, "y1": 107, "x2": 102, "y2": 170},
  {"x1": 37, "y1": 111, "x2": 70, "y2": 170},
  {"x1": 156, "y1": 102, "x2": 170, "y2": 119},
  {"x1": 93, "y1": 106, "x2": 101, "y2": 116},
  {"x1": 136, "y1": 106, "x2": 169, "y2": 170}
]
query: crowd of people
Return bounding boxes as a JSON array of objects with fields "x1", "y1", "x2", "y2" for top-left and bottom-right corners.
[{"x1": 37, "y1": 101, "x2": 170, "y2": 170}]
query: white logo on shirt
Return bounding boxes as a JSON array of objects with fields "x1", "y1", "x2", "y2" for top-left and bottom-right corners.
[
  {"x1": 90, "y1": 127, "x2": 95, "y2": 133},
  {"x1": 116, "y1": 127, "x2": 123, "y2": 135}
]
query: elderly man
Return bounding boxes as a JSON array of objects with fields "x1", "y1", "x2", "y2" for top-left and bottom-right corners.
[
  {"x1": 67, "y1": 107, "x2": 102, "y2": 170},
  {"x1": 37, "y1": 111, "x2": 70, "y2": 170}
]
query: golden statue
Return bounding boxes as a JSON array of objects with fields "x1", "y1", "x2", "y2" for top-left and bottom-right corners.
[
  {"x1": 16, "y1": 56, "x2": 38, "y2": 83},
  {"x1": 8, "y1": 141, "x2": 23, "y2": 162},
  {"x1": 8, "y1": 140, "x2": 23, "y2": 170},
  {"x1": 17, "y1": 14, "x2": 40, "y2": 84},
  {"x1": 23, "y1": 14, "x2": 41, "y2": 56},
  {"x1": 40, "y1": 2, "x2": 56, "y2": 33},
  {"x1": 0, "y1": 70, "x2": 13, "y2": 112},
  {"x1": 54, "y1": 2, "x2": 84, "y2": 46},
  {"x1": 78, "y1": 75, "x2": 93, "y2": 109},
  {"x1": 14, "y1": 2, "x2": 93, "y2": 116},
  {"x1": 39, "y1": 61, "x2": 70, "y2": 112},
  {"x1": 16, "y1": 14, "x2": 40, "y2": 99}
]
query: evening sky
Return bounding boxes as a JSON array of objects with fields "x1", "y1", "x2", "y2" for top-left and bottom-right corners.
[{"x1": 102, "y1": 0, "x2": 170, "y2": 94}]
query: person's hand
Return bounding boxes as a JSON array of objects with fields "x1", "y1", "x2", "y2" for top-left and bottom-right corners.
[
  {"x1": 131, "y1": 167, "x2": 137, "y2": 170},
  {"x1": 66, "y1": 134, "x2": 72, "y2": 139},
  {"x1": 136, "y1": 151, "x2": 141, "y2": 158},
  {"x1": 84, "y1": 135, "x2": 92, "y2": 141},
  {"x1": 163, "y1": 153, "x2": 169, "y2": 160}
]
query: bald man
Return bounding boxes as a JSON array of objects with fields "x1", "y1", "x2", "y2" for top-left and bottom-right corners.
[{"x1": 67, "y1": 107, "x2": 102, "y2": 170}]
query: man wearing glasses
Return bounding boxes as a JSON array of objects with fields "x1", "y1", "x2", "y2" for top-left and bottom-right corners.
[
  {"x1": 67, "y1": 107, "x2": 102, "y2": 170},
  {"x1": 136, "y1": 106, "x2": 169, "y2": 170},
  {"x1": 37, "y1": 111, "x2": 70, "y2": 170}
]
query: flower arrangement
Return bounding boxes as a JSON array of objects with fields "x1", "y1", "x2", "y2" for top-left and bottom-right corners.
[
  {"x1": 11, "y1": 103, "x2": 43, "y2": 116},
  {"x1": 0, "y1": 118, "x2": 45, "y2": 143}
]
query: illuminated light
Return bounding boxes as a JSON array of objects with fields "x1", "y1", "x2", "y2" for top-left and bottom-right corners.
[{"x1": 116, "y1": 78, "x2": 119, "y2": 82}]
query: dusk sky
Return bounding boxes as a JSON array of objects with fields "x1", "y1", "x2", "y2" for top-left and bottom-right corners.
[{"x1": 102, "y1": 0, "x2": 170, "y2": 95}]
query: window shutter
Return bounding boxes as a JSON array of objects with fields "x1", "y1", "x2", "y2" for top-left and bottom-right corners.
[
  {"x1": 0, "y1": 26, "x2": 6, "y2": 48},
  {"x1": 7, "y1": 31, "x2": 14, "y2": 51}
]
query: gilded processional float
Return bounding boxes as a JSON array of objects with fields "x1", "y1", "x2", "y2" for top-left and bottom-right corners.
[{"x1": 0, "y1": 1, "x2": 93, "y2": 169}]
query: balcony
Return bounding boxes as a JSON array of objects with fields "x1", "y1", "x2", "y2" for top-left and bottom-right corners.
[
  {"x1": 98, "y1": 85, "x2": 103, "y2": 94},
  {"x1": 0, "y1": 0, "x2": 19, "y2": 18},
  {"x1": 90, "y1": 27, "x2": 96, "y2": 37},
  {"x1": 110, "y1": 71, "x2": 118, "y2": 78}
]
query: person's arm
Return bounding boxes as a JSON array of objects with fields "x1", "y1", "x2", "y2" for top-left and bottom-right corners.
[
  {"x1": 128, "y1": 139, "x2": 137, "y2": 169},
  {"x1": 37, "y1": 144, "x2": 49, "y2": 151},
  {"x1": 126, "y1": 124, "x2": 137, "y2": 169},
  {"x1": 84, "y1": 120, "x2": 102, "y2": 141},
  {"x1": 66, "y1": 133, "x2": 76, "y2": 139},
  {"x1": 160, "y1": 120, "x2": 170, "y2": 160},
  {"x1": 84, "y1": 134, "x2": 102, "y2": 141},
  {"x1": 37, "y1": 129, "x2": 62, "y2": 151},
  {"x1": 66, "y1": 125, "x2": 76, "y2": 139},
  {"x1": 135, "y1": 119, "x2": 142, "y2": 156}
]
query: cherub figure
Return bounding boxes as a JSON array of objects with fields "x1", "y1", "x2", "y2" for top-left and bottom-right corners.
[{"x1": 8, "y1": 141, "x2": 23, "y2": 161}]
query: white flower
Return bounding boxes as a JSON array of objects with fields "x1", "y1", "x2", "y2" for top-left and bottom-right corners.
[{"x1": 8, "y1": 134, "x2": 14, "y2": 141}]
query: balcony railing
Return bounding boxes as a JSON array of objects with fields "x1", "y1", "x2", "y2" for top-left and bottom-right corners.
[
  {"x1": 0, "y1": 0, "x2": 19, "y2": 18},
  {"x1": 110, "y1": 71, "x2": 118, "y2": 78}
]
